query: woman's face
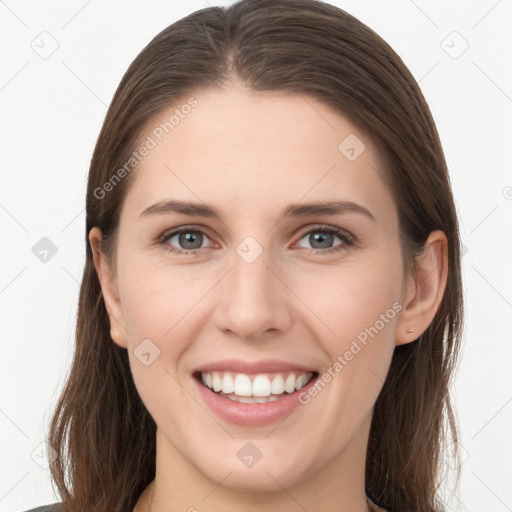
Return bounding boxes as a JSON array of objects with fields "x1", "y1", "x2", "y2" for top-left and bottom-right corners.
[{"x1": 94, "y1": 84, "x2": 414, "y2": 493}]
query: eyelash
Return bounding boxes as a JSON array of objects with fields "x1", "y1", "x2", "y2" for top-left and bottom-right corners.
[{"x1": 157, "y1": 225, "x2": 356, "y2": 256}]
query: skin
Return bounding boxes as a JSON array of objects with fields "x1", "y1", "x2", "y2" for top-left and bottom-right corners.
[{"x1": 89, "y1": 81, "x2": 448, "y2": 512}]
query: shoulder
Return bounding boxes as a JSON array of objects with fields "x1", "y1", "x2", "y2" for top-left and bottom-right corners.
[{"x1": 19, "y1": 503, "x2": 63, "y2": 512}]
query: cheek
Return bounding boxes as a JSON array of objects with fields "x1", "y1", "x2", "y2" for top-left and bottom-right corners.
[
  {"x1": 119, "y1": 254, "x2": 204, "y2": 337},
  {"x1": 295, "y1": 255, "x2": 402, "y2": 342},
  {"x1": 301, "y1": 265, "x2": 401, "y2": 419},
  {"x1": 118, "y1": 264, "x2": 199, "y2": 418},
  {"x1": 117, "y1": 260, "x2": 214, "y2": 402}
]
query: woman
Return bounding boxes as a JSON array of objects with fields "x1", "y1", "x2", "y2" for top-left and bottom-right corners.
[{"x1": 25, "y1": 0, "x2": 464, "y2": 511}]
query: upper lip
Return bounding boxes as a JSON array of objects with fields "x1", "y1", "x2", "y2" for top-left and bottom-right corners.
[{"x1": 194, "y1": 358, "x2": 318, "y2": 375}]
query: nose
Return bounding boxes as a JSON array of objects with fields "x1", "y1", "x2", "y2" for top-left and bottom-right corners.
[{"x1": 213, "y1": 246, "x2": 293, "y2": 340}]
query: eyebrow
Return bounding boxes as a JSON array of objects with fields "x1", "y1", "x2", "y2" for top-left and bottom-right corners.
[{"x1": 139, "y1": 199, "x2": 376, "y2": 222}]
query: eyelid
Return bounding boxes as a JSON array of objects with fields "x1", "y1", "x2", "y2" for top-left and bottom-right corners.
[
  {"x1": 294, "y1": 223, "x2": 355, "y2": 242},
  {"x1": 158, "y1": 223, "x2": 354, "y2": 242},
  {"x1": 158, "y1": 222, "x2": 358, "y2": 255},
  {"x1": 158, "y1": 224, "x2": 217, "y2": 243},
  {"x1": 156, "y1": 227, "x2": 215, "y2": 257}
]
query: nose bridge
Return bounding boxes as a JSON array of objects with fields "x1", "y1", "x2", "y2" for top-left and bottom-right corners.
[
  {"x1": 213, "y1": 236, "x2": 291, "y2": 338},
  {"x1": 232, "y1": 243, "x2": 273, "y2": 299}
]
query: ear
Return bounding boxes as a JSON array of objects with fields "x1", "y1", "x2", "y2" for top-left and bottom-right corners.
[
  {"x1": 88, "y1": 227, "x2": 128, "y2": 349},
  {"x1": 396, "y1": 230, "x2": 449, "y2": 346}
]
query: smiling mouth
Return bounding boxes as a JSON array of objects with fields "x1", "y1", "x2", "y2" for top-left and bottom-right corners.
[{"x1": 193, "y1": 370, "x2": 319, "y2": 404}]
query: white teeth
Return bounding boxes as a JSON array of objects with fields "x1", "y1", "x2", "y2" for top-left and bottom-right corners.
[
  {"x1": 284, "y1": 374, "x2": 296, "y2": 393},
  {"x1": 212, "y1": 372, "x2": 222, "y2": 392},
  {"x1": 199, "y1": 370, "x2": 315, "y2": 398},
  {"x1": 234, "y1": 374, "x2": 253, "y2": 396},
  {"x1": 222, "y1": 373, "x2": 235, "y2": 394},
  {"x1": 252, "y1": 375, "x2": 272, "y2": 397},
  {"x1": 295, "y1": 374, "x2": 308, "y2": 390},
  {"x1": 223, "y1": 393, "x2": 281, "y2": 403},
  {"x1": 271, "y1": 374, "x2": 285, "y2": 395}
]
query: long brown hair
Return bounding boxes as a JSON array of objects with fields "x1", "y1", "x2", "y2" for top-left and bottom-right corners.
[{"x1": 47, "y1": 1, "x2": 464, "y2": 511}]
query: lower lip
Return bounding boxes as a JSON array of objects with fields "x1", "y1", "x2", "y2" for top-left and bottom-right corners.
[{"x1": 192, "y1": 374, "x2": 319, "y2": 427}]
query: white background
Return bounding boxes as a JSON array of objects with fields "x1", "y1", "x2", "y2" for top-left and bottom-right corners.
[{"x1": 1, "y1": 1, "x2": 511, "y2": 511}]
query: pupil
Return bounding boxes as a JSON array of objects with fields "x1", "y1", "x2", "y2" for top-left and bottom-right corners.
[
  {"x1": 177, "y1": 231, "x2": 333, "y2": 251},
  {"x1": 312, "y1": 232, "x2": 332, "y2": 248},
  {"x1": 180, "y1": 231, "x2": 202, "y2": 249}
]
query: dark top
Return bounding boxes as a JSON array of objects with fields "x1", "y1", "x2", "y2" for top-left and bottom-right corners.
[
  {"x1": 20, "y1": 504, "x2": 63, "y2": 512},
  {"x1": 21, "y1": 500, "x2": 389, "y2": 512}
]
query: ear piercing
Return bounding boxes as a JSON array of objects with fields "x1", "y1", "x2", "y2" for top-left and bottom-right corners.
[{"x1": 407, "y1": 328, "x2": 414, "y2": 333}]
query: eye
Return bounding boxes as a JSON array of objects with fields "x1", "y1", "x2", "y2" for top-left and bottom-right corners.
[
  {"x1": 158, "y1": 224, "x2": 356, "y2": 256},
  {"x1": 295, "y1": 225, "x2": 355, "y2": 255},
  {"x1": 159, "y1": 227, "x2": 215, "y2": 255}
]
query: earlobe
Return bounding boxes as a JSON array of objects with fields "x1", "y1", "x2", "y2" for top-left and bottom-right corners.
[
  {"x1": 88, "y1": 227, "x2": 128, "y2": 349},
  {"x1": 396, "y1": 230, "x2": 448, "y2": 346}
]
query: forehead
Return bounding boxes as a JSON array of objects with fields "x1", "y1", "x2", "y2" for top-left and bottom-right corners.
[{"x1": 122, "y1": 85, "x2": 396, "y2": 225}]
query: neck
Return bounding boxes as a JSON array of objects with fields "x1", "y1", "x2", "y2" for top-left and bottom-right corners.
[{"x1": 136, "y1": 413, "x2": 374, "y2": 512}]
